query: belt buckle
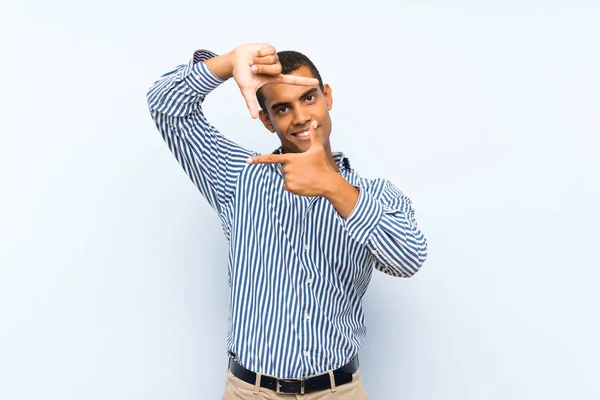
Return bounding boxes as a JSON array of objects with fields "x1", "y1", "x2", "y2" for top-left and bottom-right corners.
[{"x1": 276, "y1": 378, "x2": 305, "y2": 394}]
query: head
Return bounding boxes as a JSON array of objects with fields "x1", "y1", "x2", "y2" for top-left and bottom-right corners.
[{"x1": 257, "y1": 51, "x2": 333, "y2": 154}]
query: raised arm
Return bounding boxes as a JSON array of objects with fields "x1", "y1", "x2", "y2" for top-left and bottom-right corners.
[
  {"x1": 146, "y1": 43, "x2": 318, "y2": 214},
  {"x1": 147, "y1": 49, "x2": 252, "y2": 214}
]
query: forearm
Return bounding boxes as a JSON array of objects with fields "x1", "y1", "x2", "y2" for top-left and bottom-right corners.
[
  {"x1": 203, "y1": 52, "x2": 234, "y2": 80},
  {"x1": 147, "y1": 50, "x2": 224, "y2": 117},
  {"x1": 323, "y1": 174, "x2": 360, "y2": 219}
]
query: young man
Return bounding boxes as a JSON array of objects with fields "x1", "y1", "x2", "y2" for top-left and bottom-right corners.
[{"x1": 147, "y1": 42, "x2": 427, "y2": 399}]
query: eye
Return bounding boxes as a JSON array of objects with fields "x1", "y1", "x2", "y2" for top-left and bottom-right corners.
[
  {"x1": 305, "y1": 95, "x2": 315, "y2": 102},
  {"x1": 277, "y1": 106, "x2": 288, "y2": 115}
]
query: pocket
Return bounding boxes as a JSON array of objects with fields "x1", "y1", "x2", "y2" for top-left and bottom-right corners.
[
  {"x1": 227, "y1": 370, "x2": 257, "y2": 392},
  {"x1": 345, "y1": 371, "x2": 370, "y2": 400},
  {"x1": 225, "y1": 371, "x2": 273, "y2": 399}
]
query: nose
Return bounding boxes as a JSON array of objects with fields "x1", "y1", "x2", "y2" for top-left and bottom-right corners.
[{"x1": 292, "y1": 105, "x2": 311, "y2": 127}]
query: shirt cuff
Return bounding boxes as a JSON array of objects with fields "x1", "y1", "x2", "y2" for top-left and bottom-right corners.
[
  {"x1": 180, "y1": 49, "x2": 226, "y2": 96},
  {"x1": 342, "y1": 187, "x2": 384, "y2": 245}
]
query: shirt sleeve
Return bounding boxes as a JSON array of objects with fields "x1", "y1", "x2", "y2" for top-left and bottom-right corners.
[
  {"x1": 340, "y1": 179, "x2": 428, "y2": 277},
  {"x1": 146, "y1": 50, "x2": 255, "y2": 214}
]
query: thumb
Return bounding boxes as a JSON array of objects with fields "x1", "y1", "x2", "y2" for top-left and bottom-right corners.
[
  {"x1": 240, "y1": 86, "x2": 259, "y2": 119},
  {"x1": 308, "y1": 120, "x2": 323, "y2": 148}
]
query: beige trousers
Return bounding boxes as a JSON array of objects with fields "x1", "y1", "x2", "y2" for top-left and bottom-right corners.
[{"x1": 221, "y1": 369, "x2": 370, "y2": 400}]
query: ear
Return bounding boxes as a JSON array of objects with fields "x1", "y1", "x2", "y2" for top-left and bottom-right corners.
[
  {"x1": 258, "y1": 110, "x2": 276, "y2": 133},
  {"x1": 323, "y1": 84, "x2": 333, "y2": 111}
]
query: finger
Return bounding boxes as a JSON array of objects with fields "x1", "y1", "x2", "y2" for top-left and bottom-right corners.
[
  {"x1": 251, "y1": 63, "x2": 282, "y2": 76},
  {"x1": 269, "y1": 74, "x2": 319, "y2": 86},
  {"x1": 247, "y1": 154, "x2": 292, "y2": 165},
  {"x1": 256, "y1": 45, "x2": 276, "y2": 57},
  {"x1": 240, "y1": 87, "x2": 259, "y2": 119},
  {"x1": 252, "y1": 55, "x2": 278, "y2": 65},
  {"x1": 308, "y1": 120, "x2": 325, "y2": 147}
]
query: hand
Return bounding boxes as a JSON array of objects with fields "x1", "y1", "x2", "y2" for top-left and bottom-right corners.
[
  {"x1": 247, "y1": 121, "x2": 339, "y2": 197},
  {"x1": 229, "y1": 43, "x2": 319, "y2": 119}
]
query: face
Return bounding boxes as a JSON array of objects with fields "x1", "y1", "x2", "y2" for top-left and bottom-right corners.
[{"x1": 258, "y1": 66, "x2": 333, "y2": 154}]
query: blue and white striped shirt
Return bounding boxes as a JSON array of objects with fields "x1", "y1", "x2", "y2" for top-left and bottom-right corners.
[{"x1": 147, "y1": 50, "x2": 428, "y2": 379}]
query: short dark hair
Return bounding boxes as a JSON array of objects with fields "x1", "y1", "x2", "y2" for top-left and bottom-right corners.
[{"x1": 256, "y1": 50, "x2": 324, "y2": 113}]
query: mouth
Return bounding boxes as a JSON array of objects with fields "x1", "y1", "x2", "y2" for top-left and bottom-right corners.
[
  {"x1": 291, "y1": 129, "x2": 310, "y2": 139},
  {"x1": 290, "y1": 123, "x2": 318, "y2": 142}
]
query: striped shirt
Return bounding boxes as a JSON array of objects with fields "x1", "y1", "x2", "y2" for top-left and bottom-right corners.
[{"x1": 147, "y1": 49, "x2": 428, "y2": 379}]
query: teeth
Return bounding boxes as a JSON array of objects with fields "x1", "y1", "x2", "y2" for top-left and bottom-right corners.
[{"x1": 297, "y1": 131, "x2": 309, "y2": 137}]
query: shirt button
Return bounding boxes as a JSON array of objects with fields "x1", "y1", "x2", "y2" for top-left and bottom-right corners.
[
  {"x1": 305, "y1": 313, "x2": 311, "y2": 320},
  {"x1": 307, "y1": 277, "x2": 313, "y2": 284},
  {"x1": 304, "y1": 351, "x2": 310, "y2": 357},
  {"x1": 304, "y1": 244, "x2": 309, "y2": 251}
]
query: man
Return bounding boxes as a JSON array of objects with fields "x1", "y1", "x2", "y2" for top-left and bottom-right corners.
[{"x1": 147, "y1": 42, "x2": 427, "y2": 399}]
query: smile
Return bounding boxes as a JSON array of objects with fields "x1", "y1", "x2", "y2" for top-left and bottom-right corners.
[{"x1": 291, "y1": 130, "x2": 310, "y2": 137}]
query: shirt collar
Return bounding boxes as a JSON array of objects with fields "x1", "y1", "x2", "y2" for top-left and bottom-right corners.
[{"x1": 271, "y1": 147, "x2": 352, "y2": 171}]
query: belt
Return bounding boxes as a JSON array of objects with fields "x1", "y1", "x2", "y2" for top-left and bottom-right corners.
[{"x1": 228, "y1": 355, "x2": 359, "y2": 395}]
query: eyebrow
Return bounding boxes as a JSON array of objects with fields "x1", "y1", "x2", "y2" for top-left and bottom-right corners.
[{"x1": 270, "y1": 88, "x2": 319, "y2": 112}]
